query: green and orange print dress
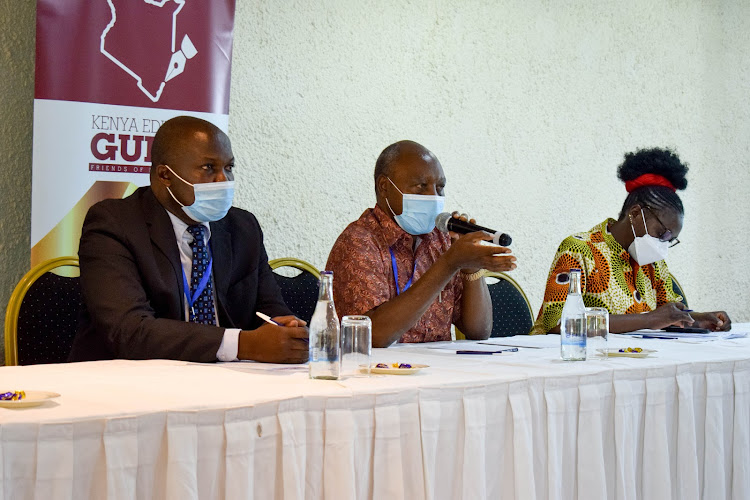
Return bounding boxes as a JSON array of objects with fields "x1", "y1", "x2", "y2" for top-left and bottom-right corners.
[{"x1": 530, "y1": 219, "x2": 682, "y2": 335}]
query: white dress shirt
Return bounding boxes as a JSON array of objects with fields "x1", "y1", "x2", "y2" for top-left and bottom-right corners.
[{"x1": 166, "y1": 211, "x2": 240, "y2": 361}]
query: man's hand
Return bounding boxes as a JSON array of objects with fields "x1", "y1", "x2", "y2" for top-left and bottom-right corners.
[
  {"x1": 272, "y1": 315, "x2": 307, "y2": 327},
  {"x1": 447, "y1": 211, "x2": 473, "y2": 241},
  {"x1": 238, "y1": 323, "x2": 309, "y2": 363},
  {"x1": 443, "y1": 231, "x2": 517, "y2": 274},
  {"x1": 691, "y1": 311, "x2": 731, "y2": 332},
  {"x1": 646, "y1": 302, "x2": 694, "y2": 330}
]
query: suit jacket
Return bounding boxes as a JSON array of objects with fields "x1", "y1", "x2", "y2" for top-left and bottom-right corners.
[{"x1": 69, "y1": 186, "x2": 291, "y2": 362}]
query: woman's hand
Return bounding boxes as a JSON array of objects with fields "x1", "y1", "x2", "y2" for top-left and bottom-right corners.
[
  {"x1": 690, "y1": 311, "x2": 731, "y2": 332},
  {"x1": 646, "y1": 302, "x2": 694, "y2": 329}
]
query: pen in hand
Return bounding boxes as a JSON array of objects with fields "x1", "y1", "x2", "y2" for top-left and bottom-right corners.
[{"x1": 256, "y1": 311, "x2": 282, "y2": 326}]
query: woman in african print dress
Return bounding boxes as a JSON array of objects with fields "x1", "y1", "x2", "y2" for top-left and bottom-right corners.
[{"x1": 531, "y1": 147, "x2": 731, "y2": 335}]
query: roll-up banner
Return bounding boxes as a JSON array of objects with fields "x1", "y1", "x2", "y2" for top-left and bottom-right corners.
[{"x1": 32, "y1": 0, "x2": 236, "y2": 265}]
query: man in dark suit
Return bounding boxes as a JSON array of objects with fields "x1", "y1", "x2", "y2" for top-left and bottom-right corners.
[{"x1": 69, "y1": 116, "x2": 309, "y2": 363}]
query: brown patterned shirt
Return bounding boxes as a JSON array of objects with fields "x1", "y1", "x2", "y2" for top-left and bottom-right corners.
[{"x1": 326, "y1": 205, "x2": 463, "y2": 343}]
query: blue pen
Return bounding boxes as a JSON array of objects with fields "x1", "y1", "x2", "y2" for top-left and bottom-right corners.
[
  {"x1": 456, "y1": 348, "x2": 518, "y2": 355},
  {"x1": 256, "y1": 312, "x2": 282, "y2": 326}
]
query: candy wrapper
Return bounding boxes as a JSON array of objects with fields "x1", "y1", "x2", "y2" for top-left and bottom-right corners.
[
  {"x1": 374, "y1": 363, "x2": 412, "y2": 369},
  {"x1": 0, "y1": 391, "x2": 26, "y2": 401},
  {"x1": 618, "y1": 347, "x2": 642, "y2": 353}
]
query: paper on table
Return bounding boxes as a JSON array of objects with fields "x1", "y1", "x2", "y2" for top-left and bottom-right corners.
[
  {"x1": 619, "y1": 330, "x2": 747, "y2": 340},
  {"x1": 619, "y1": 330, "x2": 720, "y2": 339},
  {"x1": 722, "y1": 323, "x2": 750, "y2": 339},
  {"x1": 211, "y1": 361, "x2": 308, "y2": 374},
  {"x1": 617, "y1": 329, "x2": 747, "y2": 341}
]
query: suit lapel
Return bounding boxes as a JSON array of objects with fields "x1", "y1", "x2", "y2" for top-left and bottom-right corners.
[
  {"x1": 143, "y1": 189, "x2": 183, "y2": 309},
  {"x1": 209, "y1": 218, "x2": 232, "y2": 323}
]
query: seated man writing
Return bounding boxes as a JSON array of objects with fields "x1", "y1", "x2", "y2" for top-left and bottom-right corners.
[
  {"x1": 326, "y1": 140, "x2": 517, "y2": 347},
  {"x1": 69, "y1": 116, "x2": 308, "y2": 363}
]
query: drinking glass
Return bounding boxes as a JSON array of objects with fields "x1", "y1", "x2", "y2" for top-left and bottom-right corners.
[
  {"x1": 585, "y1": 307, "x2": 609, "y2": 360},
  {"x1": 340, "y1": 315, "x2": 372, "y2": 377}
]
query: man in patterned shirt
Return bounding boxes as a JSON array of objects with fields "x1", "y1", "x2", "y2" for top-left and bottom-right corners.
[{"x1": 326, "y1": 140, "x2": 517, "y2": 347}]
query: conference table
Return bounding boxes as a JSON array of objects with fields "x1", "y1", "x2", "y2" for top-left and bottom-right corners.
[{"x1": 1, "y1": 328, "x2": 749, "y2": 500}]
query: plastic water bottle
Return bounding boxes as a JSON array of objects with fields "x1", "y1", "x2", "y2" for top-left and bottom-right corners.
[
  {"x1": 560, "y1": 268, "x2": 586, "y2": 361},
  {"x1": 309, "y1": 271, "x2": 340, "y2": 379}
]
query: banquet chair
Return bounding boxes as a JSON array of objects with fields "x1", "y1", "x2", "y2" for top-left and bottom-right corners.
[
  {"x1": 670, "y1": 273, "x2": 688, "y2": 307},
  {"x1": 4, "y1": 256, "x2": 81, "y2": 366},
  {"x1": 485, "y1": 271, "x2": 534, "y2": 337},
  {"x1": 268, "y1": 257, "x2": 321, "y2": 325},
  {"x1": 455, "y1": 271, "x2": 534, "y2": 339}
]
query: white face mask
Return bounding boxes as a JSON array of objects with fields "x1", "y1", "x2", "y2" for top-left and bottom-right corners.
[
  {"x1": 165, "y1": 165, "x2": 235, "y2": 222},
  {"x1": 628, "y1": 208, "x2": 670, "y2": 266}
]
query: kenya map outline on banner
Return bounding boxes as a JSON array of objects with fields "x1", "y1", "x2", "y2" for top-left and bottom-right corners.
[{"x1": 100, "y1": 0, "x2": 198, "y2": 103}]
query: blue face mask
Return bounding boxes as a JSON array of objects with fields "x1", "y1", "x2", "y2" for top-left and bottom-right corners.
[
  {"x1": 165, "y1": 165, "x2": 235, "y2": 222},
  {"x1": 386, "y1": 177, "x2": 445, "y2": 235}
]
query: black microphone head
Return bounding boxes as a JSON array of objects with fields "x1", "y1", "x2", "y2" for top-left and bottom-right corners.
[
  {"x1": 497, "y1": 233, "x2": 512, "y2": 246},
  {"x1": 435, "y1": 212, "x2": 452, "y2": 233}
]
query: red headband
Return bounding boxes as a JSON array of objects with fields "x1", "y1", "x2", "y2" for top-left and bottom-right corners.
[{"x1": 625, "y1": 173, "x2": 676, "y2": 193}]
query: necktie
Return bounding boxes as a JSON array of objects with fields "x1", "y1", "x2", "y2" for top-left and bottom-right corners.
[{"x1": 186, "y1": 224, "x2": 216, "y2": 325}]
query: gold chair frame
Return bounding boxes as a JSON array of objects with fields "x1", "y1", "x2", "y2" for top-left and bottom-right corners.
[
  {"x1": 268, "y1": 258, "x2": 321, "y2": 279},
  {"x1": 4, "y1": 256, "x2": 80, "y2": 366},
  {"x1": 670, "y1": 273, "x2": 687, "y2": 305}
]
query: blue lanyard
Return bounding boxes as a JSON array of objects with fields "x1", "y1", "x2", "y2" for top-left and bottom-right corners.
[
  {"x1": 389, "y1": 247, "x2": 417, "y2": 296},
  {"x1": 181, "y1": 250, "x2": 213, "y2": 317}
]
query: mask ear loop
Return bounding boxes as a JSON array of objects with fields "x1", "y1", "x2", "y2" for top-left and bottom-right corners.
[
  {"x1": 167, "y1": 185, "x2": 186, "y2": 207},
  {"x1": 387, "y1": 177, "x2": 404, "y2": 195},
  {"x1": 163, "y1": 164, "x2": 194, "y2": 208},
  {"x1": 629, "y1": 208, "x2": 650, "y2": 239},
  {"x1": 639, "y1": 208, "x2": 650, "y2": 237},
  {"x1": 384, "y1": 177, "x2": 403, "y2": 217},
  {"x1": 164, "y1": 165, "x2": 194, "y2": 187}
]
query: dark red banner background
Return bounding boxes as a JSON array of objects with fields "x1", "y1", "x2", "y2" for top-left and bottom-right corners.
[{"x1": 35, "y1": 0, "x2": 235, "y2": 114}]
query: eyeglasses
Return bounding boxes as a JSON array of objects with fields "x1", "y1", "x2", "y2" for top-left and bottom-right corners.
[{"x1": 644, "y1": 206, "x2": 680, "y2": 248}]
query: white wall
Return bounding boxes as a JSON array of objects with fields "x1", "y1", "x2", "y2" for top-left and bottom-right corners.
[
  {"x1": 2, "y1": 1, "x2": 749, "y2": 363},
  {"x1": 229, "y1": 0, "x2": 750, "y2": 319}
]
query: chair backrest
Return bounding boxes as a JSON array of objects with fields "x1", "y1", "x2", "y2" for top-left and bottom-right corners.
[
  {"x1": 670, "y1": 273, "x2": 688, "y2": 308},
  {"x1": 485, "y1": 271, "x2": 534, "y2": 337},
  {"x1": 4, "y1": 256, "x2": 81, "y2": 366},
  {"x1": 268, "y1": 258, "x2": 321, "y2": 325}
]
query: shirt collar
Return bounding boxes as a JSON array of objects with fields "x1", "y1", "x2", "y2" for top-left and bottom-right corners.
[{"x1": 165, "y1": 209, "x2": 211, "y2": 244}]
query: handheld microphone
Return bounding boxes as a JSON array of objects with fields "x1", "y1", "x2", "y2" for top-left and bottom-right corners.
[{"x1": 435, "y1": 212, "x2": 512, "y2": 246}]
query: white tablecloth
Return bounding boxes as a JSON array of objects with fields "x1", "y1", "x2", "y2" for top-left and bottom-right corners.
[{"x1": 1, "y1": 328, "x2": 749, "y2": 500}]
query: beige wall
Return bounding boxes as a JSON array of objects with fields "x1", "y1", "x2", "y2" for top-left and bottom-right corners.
[
  {"x1": 1, "y1": 1, "x2": 36, "y2": 363},
  {"x1": 2, "y1": 1, "x2": 749, "y2": 363}
]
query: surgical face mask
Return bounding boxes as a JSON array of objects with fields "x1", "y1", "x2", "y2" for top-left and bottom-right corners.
[
  {"x1": 165, "y1": 165, "x2": 235, "y2": 222},
  {"x1": 385, "y1": 177, "x2": 445, "y2": 235},
  {"x1": 628, "y1": 208, "x2": 670, "y2": 266}
]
